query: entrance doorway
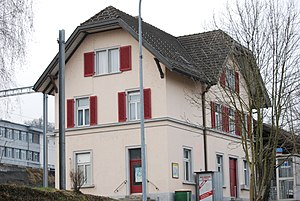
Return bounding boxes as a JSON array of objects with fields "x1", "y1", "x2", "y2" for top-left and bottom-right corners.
[
  {"x1": 129, "y1": 148, "x2": 142, "y2": 194},
  {"x1": 229, "y1": 158, "x2": 237, "y2": 198}
]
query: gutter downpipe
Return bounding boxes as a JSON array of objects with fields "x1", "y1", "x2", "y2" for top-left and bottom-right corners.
[{"x1": 202, "y1": 84, "x2": 211, "y2": 171}]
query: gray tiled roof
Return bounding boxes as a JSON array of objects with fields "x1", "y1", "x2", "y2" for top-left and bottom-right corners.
[{"x1": 81, "y1": 6, "x2": 232, "y2": 84}]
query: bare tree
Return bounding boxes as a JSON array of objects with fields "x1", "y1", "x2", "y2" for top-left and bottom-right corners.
[
  {"x1": 70, "y1": 168, "x2": 85, "y2": 193},
  {"x1": 212, "y1": 0, "x2": 300, "y2": 200},
  {"x1": 24, "y1": 117, "x2": 55, "y2": 132},
  {"x1": 0, "y1": 0, "x2": 33, "y2": 115}
]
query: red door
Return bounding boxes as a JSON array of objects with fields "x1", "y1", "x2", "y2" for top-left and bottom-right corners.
[
  {"x1": 130, "y1": 159, "x2": 142, "y2": 193},
  {"x1": 229, "y1": 158, "x2": 237, "y2": 197}
]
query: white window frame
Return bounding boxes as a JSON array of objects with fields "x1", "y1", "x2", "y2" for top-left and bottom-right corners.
[
  {"x1": 15, "y1": 149, "x2": 20, "y2": 159},
  {"x1": 21, "y1": 131, "x2": 27, "y2": 141},
  {"x1": 95, "y1": 47, "x2": 120, "y2": 75},
  {"x1": 33, "y1": 152, "x2": 39, "y2": 162},
  {"x1": 127, "y1": 90, "x2": 141, "y2": 121},
  {"x1": 183, "y1": 147, "x2": 193, "y2": 182},
  {"x1": 229, "y1": 109, "x2": 235, "y2": 134},
  {"x1": 21, "y1": 150, "x2": 26, "y2": 160},
  {"x1": 226, "y1": 65, "x2": 235, "y2": 91},
  {"x1": 243, "y1": 160, "x2": 249, "y2": 188},
  {"x1": 215, "y1": 103, "x2": 222, "y2": 130},
  {"x1": 76, "y1": 97, "x2": 90, "y2": 127},
  {"x1": 216, "y1": 154, "x2": 224, "y2": 186},
  {"x1": 0, "y1": 127, "x2": 5, "y2": 137},
  {"x1": 74, "y1": 151, "x2": 93, "y2": 187},
  {"x1": 5, "y1": 147, "x2": 12, "y2": 158},
  {"x1": 27, "y1": 151, "x2": 33, "y2": 161},
  {"x1": 6, "y1": 128, "x2": 13, "y2": 139}
]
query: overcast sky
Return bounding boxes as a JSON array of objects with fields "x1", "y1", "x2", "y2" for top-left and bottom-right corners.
[{"x1": 6, "y1": 0, "x2": 227, "y2": 124}]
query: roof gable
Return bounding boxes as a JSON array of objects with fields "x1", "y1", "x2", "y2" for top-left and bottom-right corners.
[{"x1": 33, "y1": 6, "x2": 269, "y2": 107}]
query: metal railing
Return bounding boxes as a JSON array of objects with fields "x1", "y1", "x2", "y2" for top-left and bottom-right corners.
[
  {"x1": 114, "y1": 180, "x2": 127, "y2": 193},
  {"x1": 147, "y1": 179, "x2": 159, "y2": 191}
]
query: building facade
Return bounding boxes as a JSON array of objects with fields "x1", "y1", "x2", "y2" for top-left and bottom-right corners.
[
  {"x1": 0, "y1": 120, "x2": 55, "y2": 170},
  {"x1": 34, "y1": 6, "x2": 270, "y2": 201}
]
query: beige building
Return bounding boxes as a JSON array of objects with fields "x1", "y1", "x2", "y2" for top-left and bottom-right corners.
[{"x1": 34, "y1": 6, "x2": 269, "y2": 201}]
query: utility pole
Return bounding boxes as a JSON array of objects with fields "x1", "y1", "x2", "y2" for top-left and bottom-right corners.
[
  {"x1": 43, "y1": 93, "x2": 48, "y2": 187},
  {"x1": 58, "y1": 29, "x2": 66, "y2": 190},
  {"x1": 138, "y1": 1, "x2": 147, "y2": 201}
]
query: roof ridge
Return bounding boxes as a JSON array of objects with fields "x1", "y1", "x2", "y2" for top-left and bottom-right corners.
[
  {"x1": 177, "y1": 29, "x2": 224, "y2": 38},
  {"x1": 81, "y1": 6, "x2": 125, "y2": 25}
]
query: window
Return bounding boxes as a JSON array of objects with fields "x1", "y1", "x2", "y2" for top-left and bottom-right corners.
[
  {"x1": 33, "y1": 152, "x2": 39, "y2": 162},
  {"x1": 84, "y1": 45, "x2": 131, "y2": 77},
  {"x1": 76, "y1": 98, "x2": 90, "y2": 126},
  {"x1": 21, "y1": 150, "x2": 26, "y2": 160},
  {"x1": 95, "y1": 48, "x2": 119, "y2": 75},
  {"x1": 128, "y1": 91, "x2": 141, "y2": 121},
  {"x1": 0, "y1": 127, "x2": 5, "y2": 137},
  {"x1": 33, "y1": 134, "x2": 39, "y2": 144},
  {"x1": 67, "y1": 96, "x2": 97, "y2": 128},
  {"x1": 220, "y1": 65, "x2": 239, "y2": 94},
  {"x1": 27, "y1": 151, "x2": 33, "y2": 161},
  {"x1": 243, "y1": 160, "x2": 249, "y2": 188},
  {"x1": 6, "y1": 129, "x2": 13, "y2": 139},
  {"x1": 183, "y1": 148, "x2": 192, "y2": 182},
  {"x1": 75, "y1": 152, "x2": 92, "y2": 186},
  {"x1": 5, "y1": 147, "x2": 13, "y2": 158},
  {"x1": 14, "y1": 130, "x2": 20, "y2": 140},
  {"x1": 15, "y1": 149, "x2": 20, "y2": 159},
  {"x1": 216, "y1": 154, "x2": 224, "y2": 185},
  {"x1": 226, "y1": 67, "x2": 235, "y2": 90},
  {"x1": 28, "y1": 133, "x2": 33, "y2": 143},
  {"x1": 215, "y1": 104, "x2": 222, "y2": 130},
  {"x1": 229, "y1": 109, "x2": 235, "y2": 134},
  {"x1": 21, "y1": 131, "x2": 27, "y2": 141},
  {"x1": 118, "y1": 89, "x2": 152, "y2": 122}
]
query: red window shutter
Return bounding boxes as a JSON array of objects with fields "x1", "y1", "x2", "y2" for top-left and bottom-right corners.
[
  {"x1": 67, "y1": 99, "x2": 74, "y2": 128},
  {"x1": 84, "y1": 52, "x2": 94, "y2": 77},
  {"x1": 90, "y1": 96, "x2": 97, "y2": 126},
  {"x1": 211, "y1": 102, "x2": 216, "y2": 128},
  {"x1": 118, "y1": 92, "x2": 126, "y2": 122},
  {"x1": 144, "y1": 88, "x2": 152, "y2": 119},
  {"x1": 235, "y1": 71, "x2": 240, "y2": 94},
  {"x1": 120, "y1": 45, "x2": 132, "y2": 71},
  {"x1": 235, "y1": 111, "x2": 241, "y2": 136},
  {"x1": 222, "y1": 106, "x2": 229, "y2": 132},
  {"x1": 220, "y1": 70, "x2": 226, "y2": 87}
]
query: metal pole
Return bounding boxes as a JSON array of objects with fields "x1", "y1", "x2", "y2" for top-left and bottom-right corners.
[
  {"x1": 58, "y1": 29, "x2": 66, "y2": 190},
  {"x1": 43, "y1": 93, "x2": 48, "y2": 187},
  {"x1": 138, "y1": 1, "x2": 147, "y2": 201}
]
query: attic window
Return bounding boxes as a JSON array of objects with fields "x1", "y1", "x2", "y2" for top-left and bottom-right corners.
[
  {"x1": 95, "y1": 48, "x2": 119, "y2": 75},
  {"x1": 220, "y1": 65, "x2": 240, "y2": 94}
]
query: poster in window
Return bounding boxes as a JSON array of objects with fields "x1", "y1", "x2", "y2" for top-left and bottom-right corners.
[
  {"x1": 135, "y1": 167, "x2": 142, "y2": 183},
  {"x1": 172, "y1": 163, "x2": 179, "y2": 179}
]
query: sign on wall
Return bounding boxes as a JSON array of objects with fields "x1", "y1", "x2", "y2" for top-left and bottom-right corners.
[{"x1": 199, "y1": 173, "x2": 213, "y2": 201}]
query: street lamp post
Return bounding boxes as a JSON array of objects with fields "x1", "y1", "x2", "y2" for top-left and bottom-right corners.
[{"x1": 138, "y1": 1, "x2": 147, "y2": 201}]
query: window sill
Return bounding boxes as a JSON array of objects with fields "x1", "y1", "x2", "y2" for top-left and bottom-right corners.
[
  {"x1": 241, "y1": 186, "x2": 249, "y2": 191},
  {"x1": 183, "y1": 181, "x2": 196, "y2": 185},
  {"x1": 80, "y1": 184, "x2": 95, "y2": 189},
  {"x1": 93, "y1": 71, "x2": 121, "y2": 77}
]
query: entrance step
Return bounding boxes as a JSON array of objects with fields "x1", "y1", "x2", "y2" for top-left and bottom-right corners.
[{"x1": 119, "y1": 195, "x2": 156, "y2": 201}]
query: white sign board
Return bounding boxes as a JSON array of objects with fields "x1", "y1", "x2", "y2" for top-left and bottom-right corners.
[{"x1": 199, "y1": 173, "x2": 213, "y2": 201}]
